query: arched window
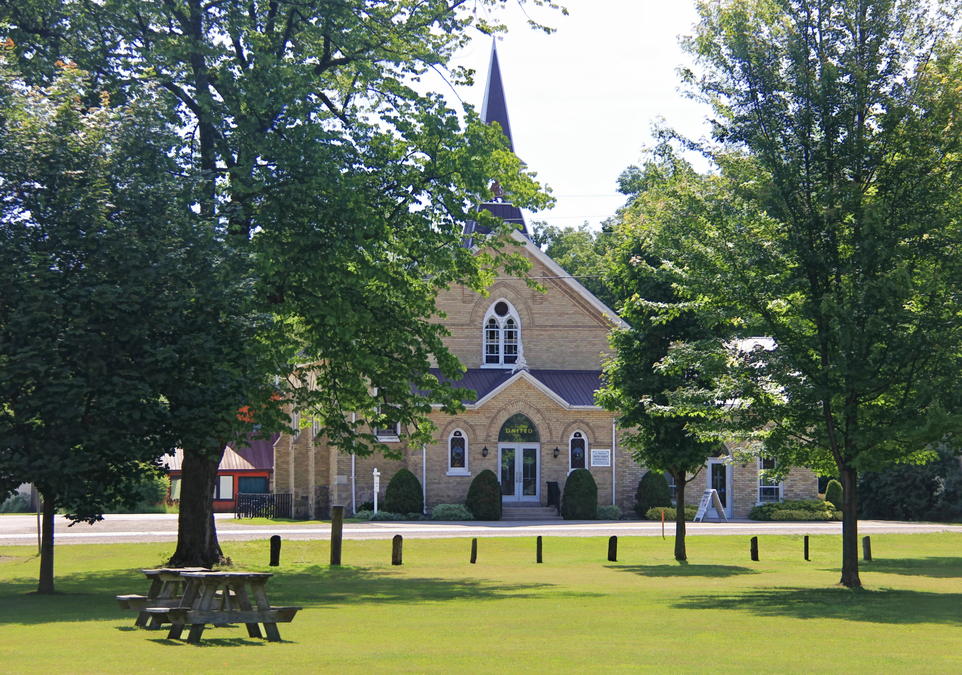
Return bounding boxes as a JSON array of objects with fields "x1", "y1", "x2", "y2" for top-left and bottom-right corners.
[
  {"x1": 447, "y1": 429, "x2": 470, "y2": 476},
  {"x1": 482, "y1": 299, "x2": 521, "y2": 367},
  {"x1": 569, "y1": 431, "x2": 587, "y2": 472}
]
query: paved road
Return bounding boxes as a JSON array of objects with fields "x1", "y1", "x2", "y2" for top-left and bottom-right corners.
[{"x1": 1, "y1": 513, "x2": 961, "y2": 546}]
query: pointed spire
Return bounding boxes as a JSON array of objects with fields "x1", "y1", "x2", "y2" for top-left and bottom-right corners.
[{"x1": 480, "y1": 39, "x2": 514, "y2": 153}]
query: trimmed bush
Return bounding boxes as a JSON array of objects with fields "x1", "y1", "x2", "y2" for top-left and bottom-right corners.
[
  {"x1": 635, "y1": 471, "x2": 672, "y2": 518},
  {"x1": 405, "y1": 513, "x2": 424, "y2": 521},
  {"x1": 749, "y1": 499, "x2": 840, "y2": 521},
  {"x1": 825, "y1": 479, "x2": 843, "y2": 511},
  {"x1": 352, "y1": 509, "x2": 374, "y2": 521},
  {"x1": 562, "y1": 468, "x2": 598, "y2": 520},
  {"x1": 646, "y1": 505, "x2": 697, "y2": 521},
  {"x1": 0, "y1": 493, "x2": 31, "y2": 513},
  {"x1": 384, "y1": 468, "x2": 423, "y2": 515},
  {"x1": 370, "y1": 511, "x2": 405, "y2": 521},
  {"x1": 596, "y1": 505, "x2": 622, "y2": 520},
  {"x1": 465, "y1": 469, "x2": 502, "y2": 521},
  {"x1": 358, "y1": 500, "x2": 375, "y2": 512},
  {"x1": 431, "y1": 504, "x2": 474, "y2": 521}
]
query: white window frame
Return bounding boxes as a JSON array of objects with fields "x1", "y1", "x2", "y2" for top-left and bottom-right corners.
[
  {"x1": 446, "y1": 429, "x2": 471, "y2": 476},
  {"x1": 291, "y1": 410, "x2": 301, "y2": 439},
  {"x1": 569, "y1": 431, "x2": 588, "y2": 474},
  {"x1": 373, "y1": 406, "x2": 401, "y2": 442},
  {"x1": 214, "y1": 475, "x2": 234, "y2": 500},
  {"x1": 758, "y1": 457, "x2": 782, "y2": 503},
  {"x1": 481, "y1": 299, "x2": 522, "y2": 369},
  {"x1": 664, "y1": 471, "x2": 677, "y2": 504}
]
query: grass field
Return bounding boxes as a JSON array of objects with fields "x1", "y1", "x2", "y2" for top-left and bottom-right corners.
[{"x1": 2, "y1": 533, "x2": 961, "y2": 674}]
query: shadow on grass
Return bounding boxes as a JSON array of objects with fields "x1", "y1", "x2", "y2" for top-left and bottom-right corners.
[
  {"x1": 673, "y1": 587, "x2": 962, "y2": 625},
  {"x1": 612, "y1": 564, "x2": 759, "y2": 578},
  {"x1": 146, "y1": 637, "x2": 271, "y2": 647},
  {"x1": 0, "y1": 564, "x2": 551, "y2": 626},
  {"x1": 863, "y1": 557, "x2": 962, "y2": 578}
]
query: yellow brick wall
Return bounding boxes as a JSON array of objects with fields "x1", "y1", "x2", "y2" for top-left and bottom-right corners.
[{"x1": 433, "y1": 246, "x2": 617, "y2": 371}]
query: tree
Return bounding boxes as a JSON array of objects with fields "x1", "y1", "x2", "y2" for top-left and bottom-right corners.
[
  {"x1": 597, "y1": 150, "x2": 726, "y2": 561},
  {"x1": 530, "y1": 221, "x2": 616, "y2": 308},
  {"x1": 1, "y1": 1, "x2": 558, "y2": 563},
  {"x1": 639, "y1": 0, "x2": 962, "y2": 586},
  {"x1": 0, "y1": 59, "x2": 229, "y2": 590}
]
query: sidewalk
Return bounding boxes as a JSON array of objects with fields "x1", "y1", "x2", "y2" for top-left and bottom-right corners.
[{"x1": 1, "y1": 513, "x2": 961, "y2": 545}]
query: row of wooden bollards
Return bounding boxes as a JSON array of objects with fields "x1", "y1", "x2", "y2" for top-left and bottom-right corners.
[
  {"x1": 272, "y1": 508, "x2": 879, "y2": 566},
  {"x1": 748, "y1": 534, "x2": 873, "y2": 562},
  {"x1": 276, "y1": 533, "x2": 879, "y2": 567}
]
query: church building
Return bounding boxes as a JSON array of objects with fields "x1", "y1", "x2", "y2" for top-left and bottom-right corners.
[{"x1": 272, "y1": 43, "x2": 817, "y2": 520}]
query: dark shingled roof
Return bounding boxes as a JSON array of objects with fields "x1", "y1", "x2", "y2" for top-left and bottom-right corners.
[
  {"x1": 428, "y1": 368, "x2": 603, "y2": 407},
  {"x1": 162, "y1": 433, "x2": 278, "y2": 472}
]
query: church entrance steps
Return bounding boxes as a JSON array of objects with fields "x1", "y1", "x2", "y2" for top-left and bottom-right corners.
[{"x1": 500, "y1": 505, "x2": 562, "y2": 521}]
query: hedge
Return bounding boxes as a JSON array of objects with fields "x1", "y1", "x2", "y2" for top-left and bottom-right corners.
[
  {"x1": 431, "y1": 504, "x2": 474, "y2": 521},
  {"x1": 749, "y1": 499, "x2": 841, "y2": 521},
  {"x1": 646, "y1": 505, "x2": 698, "y2": 521}
]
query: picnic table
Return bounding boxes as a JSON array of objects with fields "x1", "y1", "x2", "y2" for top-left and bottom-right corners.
[
  {"x1": 147, "y1": 571, "x2": 300, "y2": 644},
  {"x1": 116, "y1": 568, "x2": 210, "y2": 628}
]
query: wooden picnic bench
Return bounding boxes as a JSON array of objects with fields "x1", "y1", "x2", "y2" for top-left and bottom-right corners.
[
  {"x1": 116, "y1": 567, "x2": 209, "y2": 628},
  {"x1": 146, "y1": 571, "x2": 301, "y2": 644}
]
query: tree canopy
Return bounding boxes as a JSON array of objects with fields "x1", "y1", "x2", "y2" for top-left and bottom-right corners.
[{"x1": 630, "y1": 0, "x2": 962, "y2": 586}]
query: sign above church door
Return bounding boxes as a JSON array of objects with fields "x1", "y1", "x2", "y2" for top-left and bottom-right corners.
[{"x1": 498, "y1": 413, "x2": 540, "y2": 443}]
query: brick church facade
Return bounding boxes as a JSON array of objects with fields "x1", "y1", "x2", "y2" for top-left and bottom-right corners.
[{"x1": 272, "y1": 42, "x2": 817, "y2": 520}]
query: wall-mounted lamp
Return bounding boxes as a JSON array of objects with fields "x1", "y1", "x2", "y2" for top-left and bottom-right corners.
[
  {"x1": 481, "y1": 446, "x2": 488, "y2": 458},
  {"x1": 553, "y1": 447, "x2": 560, "y2": 458}
]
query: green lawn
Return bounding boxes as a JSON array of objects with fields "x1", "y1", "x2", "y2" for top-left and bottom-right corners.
[{"x1": 2, "y1": 533, "x2": 961, "y2": 674}]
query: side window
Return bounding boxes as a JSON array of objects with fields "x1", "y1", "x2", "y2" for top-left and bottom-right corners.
[
  {"x1": 481, "y1": 300, "x2": 522, "y2": 367},
  {"x1": 447, "y1": 429, "x2": 470, "y2": 475},
  {"x1": 759, "y1": 458, "x2": 781, "y2": 503},
  {"x1": 664, "y1": 471, "x2": 677, "y2": 503},
  {"x1": 570, "y1": 431, "x2": 587, "y2": 472},
  {"x1": 214, "y1": 475, "x2": 234, "y2": 500},
  {"x1": 169, "y1": 477, "x2": 182, "y2": 501},
  {"x1": 291, "y1": 410, "x2": 301, "y2": 439}
]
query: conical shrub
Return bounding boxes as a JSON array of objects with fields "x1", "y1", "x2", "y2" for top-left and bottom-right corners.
[
  {"x1": 384, "y1": 468, "x2": 423, "y2": 515},
  {"x1": 465, "y1": 469, "x2": 501, "y2": 520},
  {"x1": 562, "y1": 468, "x2": 598, "y2": 520}
]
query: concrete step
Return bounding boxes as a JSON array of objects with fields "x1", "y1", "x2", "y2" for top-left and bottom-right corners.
[{"x1": 501, "y1": 506, "x2": 562, "y2": 521}]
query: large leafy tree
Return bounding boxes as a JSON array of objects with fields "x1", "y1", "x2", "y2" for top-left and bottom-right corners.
[
  {"x1": 0, "y1": 1, "x2": 556, "y2": 564},
  {"x1": 597, "y1": 149, "x2": 725, "y2": 562},
  {"x1": 530, "y1": 221, "x2": 616, "y2": 308},
  {"x1": 638, "y1": 0, "x2": 962, "y2": 587},
  {"x1": 0, "y1": 59, "x2": 256, "y2": 589}
]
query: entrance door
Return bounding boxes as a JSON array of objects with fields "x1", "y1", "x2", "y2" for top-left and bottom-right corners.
[
  {"x1": 499, "y1": 444, "x2": 540, "y2": 502},
  {"x1": 706, "y1": 459, "x2": 733, "y2": 519}
]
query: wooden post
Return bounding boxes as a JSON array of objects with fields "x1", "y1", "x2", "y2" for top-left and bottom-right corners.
[
  {"x1": 470, "y1": 538, "x2": 478, "y2": 564},
  {"x1": 661, "y1": 509, "x2": 665, "y2": 539},
  {"x1": 269, "y1": 535, "x2": 281, "y2": 567},
  {"x1": 803, "y1": 535, "x2": 809, "y2": 561},
  {"x1": 750, "y1": 536, "x2": 759, "y2": 562},
  {"x1": 607, "y1": 536, "x2": 618, "y2": 562},
  {"x1": 862, "y1": 535, "x2": 872, "y2": 562},
  {"x1": 330, "y1": 505, "x2": 344, "y2": 566},
  {"x1": 536, "y1": 536, "x2": 543, "y2": 564},
  {"x1": 392, "y1": 534, "x2": 403, "y2": 566}
]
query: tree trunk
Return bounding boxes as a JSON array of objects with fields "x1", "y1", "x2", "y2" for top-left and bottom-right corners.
[
  {"x1": 168, "y1": 446, "x2": 224, "y2": 567},
  {"x1": 674, "y1": 478, "x2": 687, "y2": 562},
  {"x1": 36, "y1": 492, "x2": 56, "y2": 594},
  {"x1": 839, "y1": 467, "x2": 861, "y2": 587}
]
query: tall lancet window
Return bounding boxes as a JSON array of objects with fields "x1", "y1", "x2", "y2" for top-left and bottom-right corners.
[{"x1": 482, "y1": 300, "x2": 521, "y2": 367}]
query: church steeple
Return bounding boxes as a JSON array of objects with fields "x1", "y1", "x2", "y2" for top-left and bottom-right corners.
[
  {"x1": 480, "y1": 40, "x2": 514, "y2": 153},
  {"x1": 463, "y1": 39, "x2": 529, "y2": 243}
]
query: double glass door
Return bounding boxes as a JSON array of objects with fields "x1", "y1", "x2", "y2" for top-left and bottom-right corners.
[{"x1": 499, "y1": 444, "x2": 540, "y2": 502}]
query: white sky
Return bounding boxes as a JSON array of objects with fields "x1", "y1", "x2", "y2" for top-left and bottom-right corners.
[{"x1": 428, "y1": 0, "x2": 714, "y2": 231}]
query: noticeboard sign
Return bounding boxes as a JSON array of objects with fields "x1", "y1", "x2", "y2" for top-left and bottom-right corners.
[{"x1": 590, "y1": 449, "x2": 611, "y2": 467}]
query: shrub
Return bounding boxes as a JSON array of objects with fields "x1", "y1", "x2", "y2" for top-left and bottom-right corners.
[
  {"x1": 370, "y1": 511, "x2": 405, "y2": 521},
  {"x1": 431, "y1": 504, "x2": 474, "y2": 521},
  {"x1": 465, "y1": 469, "x2": 502, "y2": 521},
  {"x1": 384, "y1": 468, "x2": 423, "y2": 515},
  {"x1": 352, "y1": 509, "x2": 374, "y2": 521},
  {"x1": 358, "y1": 500, "x2": 375, "y2": 512},
  {"x1": 405, "y1": 513, "x2": 424, "y2": 521},
  {"x1": 749, "y1": 499, "x2": 840, "y2": 521},
  {"x1": 0, "y1": 493, "x2": 31, "y2": 513},
  {"x1": 562, "y1": 468, "x2": 598, "y2": 520},
  {"x1": 635, "y1": 471, "x2": 672, "y2": 518},
  {"x1": 646, "y1": 505, "x2": 697, "y2": 521},
  {"x1": 858, "y1": 447, "x2": 962, "y2": 521},
  {"x1": 596, "y1": 505, "x2": 622, "y2": 520},
  {"x1": 825, "y1": 479, "x2": 844, "y2": 511}
]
